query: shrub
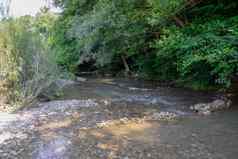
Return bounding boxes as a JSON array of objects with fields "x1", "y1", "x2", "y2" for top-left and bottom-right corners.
[
  {"x1": 152, "y1": 16, "x2": 238, "y2": 88},
  {"x1": 0, "y1": 17, "x2": 60, "y2": 110}
]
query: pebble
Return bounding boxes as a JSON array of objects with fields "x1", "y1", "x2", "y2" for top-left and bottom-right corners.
[{"x1": 147, "y1": 112, "x2": 178, "y2": 121}]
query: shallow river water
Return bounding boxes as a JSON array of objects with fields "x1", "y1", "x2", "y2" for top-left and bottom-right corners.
[{"x1": 0, "y1": 78, "x2": 238, "y2": 159}]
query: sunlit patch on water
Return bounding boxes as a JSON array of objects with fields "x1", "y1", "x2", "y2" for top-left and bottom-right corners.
[
  {"x1": 0, "y1": 131, "x2": 28, "y2": 144},
  {"x1": 38, "y1": 114, "x2": 80, "y2": 131},
  {"x1": 0, "y1": 113, "x2": 18, "y2": 122},
  {"x1": 79, "y1": 119, "x2": 161, "y2": 144},
  {"x1": 0, "y1": 113, "x2": 19, "y2": 128}
]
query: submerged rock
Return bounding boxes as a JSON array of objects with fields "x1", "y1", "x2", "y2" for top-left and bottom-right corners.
[
  {"x1": 38, "y1": 79, "x2": 76, "y2": 102},
  {"x1": 147, "y1": 112, "x2": 178, "y2": 121},
  {"x1": 96, "y1": 111, "x2": 178, "y2": 128},
  {"x1": 190, "y1": 99, "x2": 231, "y2": 115},
  {"x1": 101, "y1": 99, "x2": 112, "y2": 106},
  {"x1": 76, "y1": 77, "x2": 87, "y2": 82}
]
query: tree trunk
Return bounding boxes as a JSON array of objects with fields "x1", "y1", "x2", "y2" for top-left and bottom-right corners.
[
  {"x1": 121, "y1": 55, "x2": 130, "y2": 74},
  {"x1": 173, "y1": 16, "x2": 185, "y2": 27}
]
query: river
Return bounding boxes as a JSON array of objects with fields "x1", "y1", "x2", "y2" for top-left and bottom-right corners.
[{"x1": 0, "y1": 78, "x2": 238, "y2": 159}]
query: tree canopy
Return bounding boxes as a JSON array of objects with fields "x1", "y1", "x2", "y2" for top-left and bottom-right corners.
[{"x1": 52, "y1": 0, "x2": 238, "y2": 89}]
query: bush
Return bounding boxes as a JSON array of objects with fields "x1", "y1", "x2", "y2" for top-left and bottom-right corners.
[
  {"x1": 0, "y1": 16, "x2": 60, "y2": 110},
  {"x1": 152, "y1": 16, "x2": 238, "y2": 89}
]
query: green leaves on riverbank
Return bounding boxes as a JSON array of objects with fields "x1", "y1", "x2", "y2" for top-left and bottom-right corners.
[
  {"x1": 152, "y1": 16, "x2": 238, "y2": 89},
  {"x1": 52, "y1": 0, "x2": 238, "y2": 89},
  {"x1": 0, "y1": 12, "x2": 60, "y2": 110}
]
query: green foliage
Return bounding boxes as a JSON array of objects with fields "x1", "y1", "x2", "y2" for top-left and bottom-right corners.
[
  {"x1": 152, "y1": 16, "x2": 238, "y2": 88},
  {"x1": 53, "y1": 0, "x2": 149, "y2": 71},
  {"x1": 0, "y1": 14, "x2": 60, "y2": 110},
  {"x1": 52, "y1": 0, "x2": 238, "y2": 90},
  {"x1": 148, "y1": 0, "x2": 185, "y2": 26}
]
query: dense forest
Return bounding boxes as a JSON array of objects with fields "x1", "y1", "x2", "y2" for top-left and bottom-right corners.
[
  {"x1": 52, "y1": 0, "x2": 238, "y2": 90},
  {"x1": 0, "y1": 0, "x2": 238, "y2": 109}
]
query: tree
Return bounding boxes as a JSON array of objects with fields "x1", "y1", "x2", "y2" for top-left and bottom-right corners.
[
  {"x1": 52, "y1": 0, "x2": 238, "y2": 89},
  {"x1": 52, "y1": 0, "x2": 149, "y2": 73}
]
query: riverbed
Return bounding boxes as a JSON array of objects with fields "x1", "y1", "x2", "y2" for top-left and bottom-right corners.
[{"x1": 0, "y1": 78, "x2": 238, "y2": 159}]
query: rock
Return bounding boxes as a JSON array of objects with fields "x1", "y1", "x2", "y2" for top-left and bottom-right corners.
[
  {"x1": 190, "y1": 99, "x2": 231, "y2": 115},
  {"x1": 199, "y1": 110, "x2": 211, "y2": 116},
  {"x1": 38, "y1": 78, "x2": 75, "y2": 101},
  {"x1": 101, "y1": 99, "x2": 111, "y2": 106},
  {"x1": 210, "y1": 99, "x2": 231, "y2": 110},
  {"x1": 76, "y1": 77, "x2": 87, "y2": 82},
  {"x1": 147, "y1": 112, "x2": 178, "y2": 121}
]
